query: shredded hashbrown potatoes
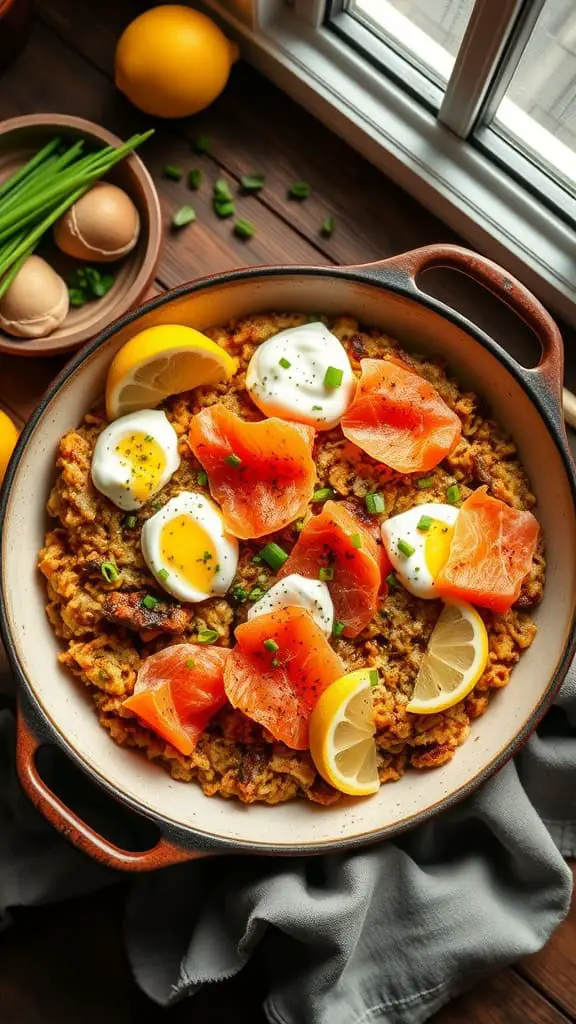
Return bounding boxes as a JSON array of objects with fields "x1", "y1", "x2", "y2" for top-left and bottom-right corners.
[{"x1": 39, "y1": 314, "x2": 544, "y2": 805}]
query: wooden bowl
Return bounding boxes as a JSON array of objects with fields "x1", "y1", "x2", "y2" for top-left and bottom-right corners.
[{"x1": 0, "y1": 114, "x2": 162, "y2": 357}]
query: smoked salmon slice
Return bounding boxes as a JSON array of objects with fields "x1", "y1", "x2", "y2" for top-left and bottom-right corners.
[
  {"x1": 123, "y1": 643, "x2": 228, "y2": 755},
  {"x1": 188, "y1": 403, "x2": 316, "y2": 539},
  {"x1": 279, "y1": 500, "x2": 388, "y2": 637},
  {"x1": 436, "y1": 487, "x2": 540, "y2": 613},
  {"x1": 341, "y1": 359, "x2": 461, "y2": 473},
  {"x1": 224, "y1": 606, "x2": 344, "y2": 749}
]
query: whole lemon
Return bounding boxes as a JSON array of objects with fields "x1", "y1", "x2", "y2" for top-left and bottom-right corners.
[
  {"x1": 0, "y1": 409, "x2": 18, "y2": 486},
  {"x1": 115, "y1": 5, "x2": 239, "y2": 118}
]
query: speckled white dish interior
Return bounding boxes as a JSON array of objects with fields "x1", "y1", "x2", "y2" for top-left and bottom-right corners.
[{"x1": 2, "y1": 266, "x2": 576, "y2": 854}]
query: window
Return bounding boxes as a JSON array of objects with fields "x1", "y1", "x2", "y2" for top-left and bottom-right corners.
[{"x1": 199, "y1": 0, "x2": 576, "y2": 324}]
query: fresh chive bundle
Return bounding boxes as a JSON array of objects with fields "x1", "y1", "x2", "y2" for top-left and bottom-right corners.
[{"x1": 0, "y1": 130, "x2": 154, "y2": 299}]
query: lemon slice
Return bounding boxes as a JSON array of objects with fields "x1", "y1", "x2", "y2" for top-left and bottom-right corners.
[
  {"x1": 407, "y1": 601, "x2": 488, "y2": 715},
  {"x1": 309, "y1": 668, "x2": 380, "y2": 797},
  {"x1": 105, "y1": 324, "x2": 238, "y2": 419}
]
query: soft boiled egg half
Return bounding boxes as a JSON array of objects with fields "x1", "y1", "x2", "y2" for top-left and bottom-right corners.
[
  {"x1": 246, "y1": 321, "x2": 356, "y2": 430},
  {"x1": 91, "y1": 410, "x2": 180, "y2": 511},
  {"x1": 141, "y1": 491, "x2": 239, "y2": 603},
  {"x1": 248, "y1": 573, "x2": 334, "y2": 636},
  {"x1": 381, "y1": 503, "x2": 459, "y2": 599}
]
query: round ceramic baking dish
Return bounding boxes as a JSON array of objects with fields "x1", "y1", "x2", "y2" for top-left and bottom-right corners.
[{"x1": 2, "y1": 244, "x2": 576, "y2": 871}]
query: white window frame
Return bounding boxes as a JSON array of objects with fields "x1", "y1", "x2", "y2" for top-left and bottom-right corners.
[{"x1": 196, "y1": 0, "x2": 576, "y2": 328}]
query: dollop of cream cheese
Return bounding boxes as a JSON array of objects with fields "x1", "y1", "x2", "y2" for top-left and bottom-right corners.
[
  {"x1": 247, "y1": 573, "x2": 334, "y2": 635},
  {"x1": 245, "y1": 321, "x2": 356, "y2": 429}
]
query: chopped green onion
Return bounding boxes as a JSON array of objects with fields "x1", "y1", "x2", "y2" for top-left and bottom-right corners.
[
  {"x1": 369, "y1": 668, "x2": 379, "y2": 687},
  {"x1": 213, "y1": 198, "x2": 235, "y2": 218},
  {"x1": 417, "y1": 477, "x2": 435, "y2": 490},
  {"x1": 289, "y1": 181, "x2": 310, "y2": 199},
  {"x1": 186, "y1": 658, "x2": 196, "y2": 669},
  {"x1": 271, "y1": 657, "x2": 281, "y2": 668},
  {"x1": 144, "y1": 434, "x2": 154, "y2": 442},
  {"x1": 234, "y1": 218, "x2": 255, "y2": 239},
  {"x1": 264, "y1": 638, "x2": 279, "y2": 653},
  {"x1": 188, "y1": 168, "x2": 202, "y2": 190},
  {"x1": 323, "y1": 366, "x2": 343, "y2": 388},
  {"x1": 225, "y1": 453, "x2": 242, "y2": 468},
  {"x1": 365, "y1": 492, "x2": 385, "y2": 515},
  {"x1": 446, "y1": 484, "x2": 461, "y2": 504},
  {"x1": 295, "y1": 519, "x2": 305, "y2": 533},
  {"x1": 214, "y1": 179, "x2": 233, "y2": 202},
  {"x1": 332, "y1": 620, "x2": 345, "y2": 637},
  {"x1": 232, "y1": 586, "x2": 249, "y2": 602},
  {"x1": 279, "y1": 357, "x2": 291, "y2": 369},
  {"x1": 193, "y1": 134, "x2": 211, "y2": 154},
  {"x1": 141, "y1": 595, "x2": 158, "y2": 610},
  {"x1": 311, "y1": 405, "x2": 323, "y2": 411},
  {"x1": 397, "y1": 539, "x2": 415, "y2": 558},
  {"x1": 350, "y1": 533, "x2": 362, "y2": 549},
  {"x1": 241, "y1": 174, "x2": 265, "y2": 192},
  {"x1": 312, "y1": 487, "x2": 334, "y2": 503},
  {"x1": 321, "y1": 216, "x2": 335, "y2": 238},
  {"x1": 417, "y1": 515, "x2": 433, "y2": 531},
  {"x1": 249, "y1": 586, "x2": 265, "y2": 601},
  {"x1": 386, "y1": 572, "x2": 398, "y2": 589},
  {"x1": 163, "y1": 165, "x2": 183, "y2": 181},
  {"x1": 100, "y1": 561, "x2": 120, "y2": 584},
  {"x1": 124, "y1": 514, "x2": 138, "y2": 529},
  {"x1": 251, "y1": 553, "x2": 263, "y2": 564},
  {"x1": 197, "y1": 470, "x2": 208, "y2": 486},
  {"x1": 260, "y1": 542, "x2": 289, "y2": 571},
  {"x1": 158, "y1": 568, "x2": 169, "y2": 581},
  {"x1": 196, "y1": 629, "x2": 220, "y2": 643},
  {"x1": 319, "y1": 566, "x2": 334, "y2": 581},
  {"x1": 172, "y1": 205, "x2": 196, "y2": 228}
]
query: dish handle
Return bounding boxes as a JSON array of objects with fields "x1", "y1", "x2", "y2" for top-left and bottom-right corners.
[
  {"x1": 354, "y1": 243, "x2": 573, "y2": 427},
  {"x1": 16, "y1": 708, "x2": 205, "y2": 872}
]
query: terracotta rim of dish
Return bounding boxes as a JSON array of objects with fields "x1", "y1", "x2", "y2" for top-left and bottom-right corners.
[{"x1": 0, "y1": 113, "x2": 162, "y2": 357}]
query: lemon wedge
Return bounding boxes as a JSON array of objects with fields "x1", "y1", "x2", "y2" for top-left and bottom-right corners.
[
  {"x1": 309, "y1": 668, "x2": 380, "y2": 797},
  {"x1": 105, "y1": 324, "x2": 238, "y2": 420},
  {"x1": 407, "y1": 601, "x2": 488, "y2": 715}
]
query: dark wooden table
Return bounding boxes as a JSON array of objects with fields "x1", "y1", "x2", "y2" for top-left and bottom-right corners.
[{"x1": 1, "y1": 3, "x2": 575, "y2": 1022}]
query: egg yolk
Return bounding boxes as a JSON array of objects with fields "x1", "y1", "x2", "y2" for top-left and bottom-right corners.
[
  {"x1": 424, "y1": 520, "x2": 454, "y2": 579},
  {"x1": 160, "y1": 514, "x2": 219, "y2": 592},
  {"x1": 115, "y1": 432, "x2": 167, "y2": 503}
]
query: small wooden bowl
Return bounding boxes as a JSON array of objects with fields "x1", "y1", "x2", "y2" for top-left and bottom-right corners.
[{"x1": 0, "y1": 114, "x2": 162, "y2": 357}]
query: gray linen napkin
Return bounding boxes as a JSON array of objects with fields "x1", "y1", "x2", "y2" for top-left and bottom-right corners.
[{"x1": 0, "y1": 639, "x2": 574, "y2": 1024}]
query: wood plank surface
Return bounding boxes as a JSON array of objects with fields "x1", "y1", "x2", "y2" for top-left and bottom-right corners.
[
  {"x1": 518, "y1": 866, "x2": 576, "y2": 1020},
  {"x1": 430, "y1": 970, "x2": 573, "y2": 1024}
]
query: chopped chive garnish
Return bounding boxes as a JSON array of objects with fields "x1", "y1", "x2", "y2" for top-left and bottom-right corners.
[
  {"x1": 124, "y1": 514, "x2": 138, "y2": 529},
  {"x1": 417, "y1": 477, "x2": 435, "y2": 490},
  {"x1": 311, "y1": 405, "x2": 323, "y2": 411},
  {"x1": 272, "y1": 657, "x2": 280, "y2": 668},
  {"x1": 100, "y1": 561, "x2": 120, "y2": 583},
  {"x1": 150, "y1": 500, "x2": 162, "y2": 512},
  {"x1": 141, "y1": 595, "x2": 158, "y2": 610},
  {"x1": 333, "y1": 620, "x2": 345, "y2": 637},
  {"x1": 214, "y1": 198, "x2": 235, "y2": 218},
  {"x1": 225, "y1": 453, "x2": 242, "y2": 467},
  {"x1": 446, "y1": 484, "x2": 461, "y2": 504},
  {"x1": 319, "y1": 566, "x2": 334, "y2": 581},
  {"x1": 233, "y1": 586, "x2": 249, "y2": 602},
  {"x1": 172, "y1": 205, "x2": 196, "y2": 228},
  {"x1": 397, "y1": 539, "x2": 415, "y2": 557},
  {"x1": 295, "y1": 519, "x2": 305, "y2": 532},
  {"x1": 186, "y1": 658, "x2": 196, "y2": 669},
  {"x1": 144, "y1": 434, "x2": 154, "y2": 442},
  {"x1": 369, "y1": 668, "x2": 379, "y2": 687},
  {"x1": 386, "y1": 572, "x2": 398, "y2": 589},
  {"x1": 163, "y1": 165, "x2": 183, "y2": 181},
  {"x1": 197, "y1": 470, "x2": 208, "y2": 486},
  {"x1": 312, "y1": 487, "x2": 333, "y2": 502},
  {"x1": 279, "y1": 357, "x2": 291, "y2": 369},
  {"x1": 417, "y1": 515, "x2": 433, "y2": 531},
  {"x1": 241, "y1": 174, "x2": 265, "y2": 192},
  {"x1": 157, "y1": 568, "x2": 169, "y2": 581},
  {"x1": 188, "y1": 168, "x2": 202, "y2": 190},
  {"x1": 350, "y1": 533, "x2": 362, "y2": 549},
  {"x1": 321, "y1": 216, "x2": 335, "y2": 237},
  {"x1": 234, "y1": 218, "x2": 255, "y2": 239},
  {"x1": 214, "y1": 178, "x2": 233, "y2": 202},
  {"x1": 260, "y1": 542, "x2": 288, "y2": 571},
  {"x1": 365, "y1": 492, "x2": 385, "y2": 515},
  {"x1": 264, "y1": 638, "x2": 279, "y2": 653},
  {"x1": 193, "y1": 134, "x2": 211, "y2": 154},
  {"x1": 196, "y1": 629, "x2": 220, "y2": 643},
  {"x1": 289, "y1": 181, "x2": 310, "y2": 199},
  {"x1": 251, "y1": 553, "x2": 263, "y2": 564},
  {"x1": 323, "y1": 366, "x2": 343, "y2": 388},
  {"x1": 249, "y1": 586, "x2": 265, "y2": 601}
]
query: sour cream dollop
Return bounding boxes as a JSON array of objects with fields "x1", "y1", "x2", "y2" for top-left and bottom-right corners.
[
  {"x1": 247, "y1": 573, "x2": 334, "y2": 635},
  {"x1": 246, "y1": 322, "x2": 356, "y2": 430}
]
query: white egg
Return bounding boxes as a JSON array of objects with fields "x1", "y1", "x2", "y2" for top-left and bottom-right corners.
[
  {"x1": 91, "y1": 410, "x2": 180, "y2": 511},
  {"x1": 381, "y1": 503, "x2": 460, "y2": 599},
  {"x1": 141, "y1": 491, "x2": 239, "y2": 603},
  {"x1": 246, "y1": 321, "x2": 356, "y2": 430},
  {"x1": 247, "y1": 573, "x2": 334, "y2": 635}
]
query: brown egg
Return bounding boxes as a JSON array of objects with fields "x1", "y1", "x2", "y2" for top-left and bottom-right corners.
[
  {"x1": 0, "y1": 255, "x2": 69, "y2": 339},
  {"x1": 53, "y1": 182, "x2": 140, "y2": 262}
]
